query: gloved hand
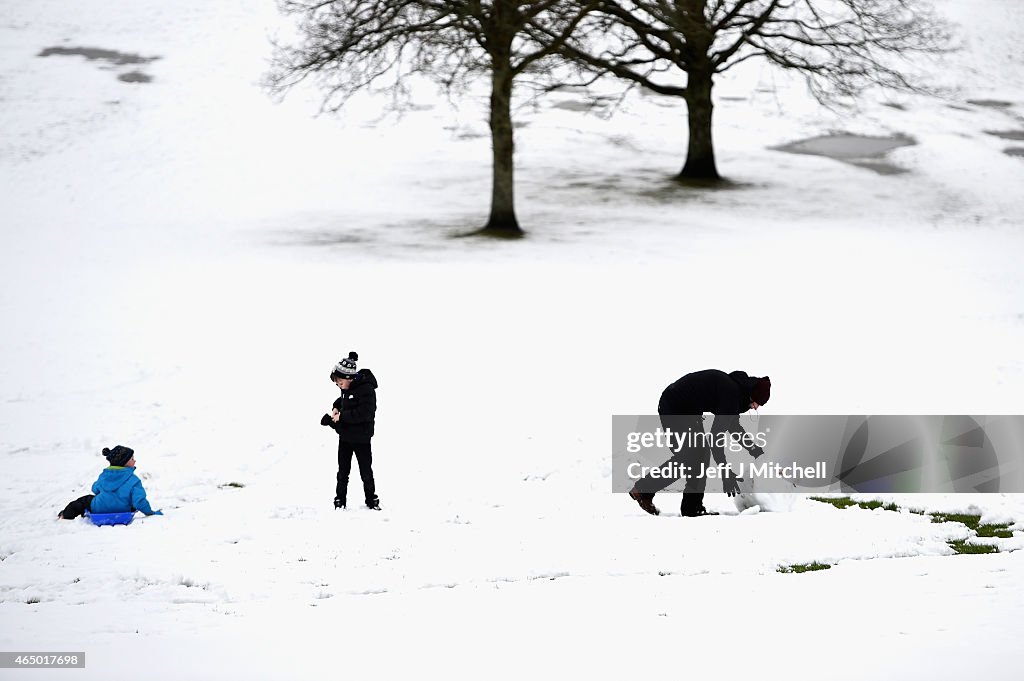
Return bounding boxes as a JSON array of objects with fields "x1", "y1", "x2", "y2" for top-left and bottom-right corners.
[
  {"x1": 749, "y1": 446, "x2": 766, "y2": 459},
  {"x1": 723, "y1": 471, "x2": 743, "y2": 497},
  {"x1": 321, "y1": 414, "x2": 333, "y2": 426}
]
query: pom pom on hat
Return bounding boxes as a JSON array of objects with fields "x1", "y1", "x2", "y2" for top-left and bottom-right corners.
[
  {"x1": 330, "y1": 351, "x2": 359, "y2": 380},
  {"x1": 103, "y1": 445, "x2": 134, "y2": 467}
]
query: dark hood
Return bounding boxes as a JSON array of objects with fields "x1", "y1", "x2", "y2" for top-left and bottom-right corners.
[{"x1": 353, "y1": 368, "x2": 378, "y2": 389}]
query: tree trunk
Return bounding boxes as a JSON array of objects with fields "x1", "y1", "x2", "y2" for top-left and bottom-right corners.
[
  {"x1": 482, "y1": 58, "x2": 522, "y2": 236},
  {"x1": 680, "y1": 68, "x2": 719, "y2": 180}
]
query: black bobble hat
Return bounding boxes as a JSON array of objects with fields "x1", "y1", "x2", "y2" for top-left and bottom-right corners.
[
  {"x1": 103, "y1": 445, "x2": 134, "y2": 467},
  {"x1": 330, "y1": 351, "x2": 359, "y2": 380}
]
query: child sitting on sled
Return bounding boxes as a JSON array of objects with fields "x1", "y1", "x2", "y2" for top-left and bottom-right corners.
[{"x1": 57, "y1": 445, "x2": 162, "y2": 519}]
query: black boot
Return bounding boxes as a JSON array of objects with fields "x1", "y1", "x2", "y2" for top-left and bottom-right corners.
[
  {"x1": 334, "y1": 497, "x2": 346, "y2": 509},
  {"x1": 366, "y1": 496, "x2": 381, "y2": 511},
  {"x1": 681, "y1": 505, "x2": 719, "y2": 517}
]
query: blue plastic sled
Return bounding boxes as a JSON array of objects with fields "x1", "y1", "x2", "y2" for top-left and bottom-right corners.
[{"x1": 84, "y1": 510, "x2": 136, "y2": 526}]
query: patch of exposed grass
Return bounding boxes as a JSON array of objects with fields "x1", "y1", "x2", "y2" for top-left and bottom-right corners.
[
  {"x1": 930, "y1": 512, "x2": 982, "y2": 530},
  {"x1": 781, "y1": 498, "x2": 1021, "y2": 568},
  {"x1": 929, "y1": 513, "x2": 1014, "y2": 539},
  {"x1": 976, "y1": 523, "x2": 1014, "y2": 539},
  {"x1": 26, "y1": 597, "x2": 41, "y2": 604},
  {"x1": 219, "y1": 482, "x2": 245, "y2": 489},
  {"x1": 809, "y1": 496, "x2": 899, "y2": 512},
  {"x1": 809, "y1": 496, "x2": 858, "y2": 509},
  {"x1": 808, "y1": 498, "x2": 1017, "y2": 558},
  {"x1": 948, "y1": 540, "x2": 998, "y2": 555},
  {"x1": 812, "y1": 498, "x2": 1018, "y2": 538},
  {"x1": 930, "y1": 513, "x2": 1009, "y2": 553},
  {"x1": 778, "y1": 562, "x2": 832, "y2": 574}
]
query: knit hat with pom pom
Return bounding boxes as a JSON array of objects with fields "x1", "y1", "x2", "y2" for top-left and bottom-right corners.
[
  {"x1": 103, "y1": 445, "x2": 134, "y2": 467},
  {"x1": 330, "y1": 351, "x2": 359, "y2": 380}
]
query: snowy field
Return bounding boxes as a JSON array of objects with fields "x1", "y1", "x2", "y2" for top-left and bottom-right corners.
[{"x1": 2, "y1": 0, "x2": 1024, "y2": 678}]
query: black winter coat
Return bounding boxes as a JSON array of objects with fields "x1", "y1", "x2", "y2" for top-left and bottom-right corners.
[
  {"x1": 658, "y1": 369, "x2": 763, "y2": 463},
  {"x1": 658, "y1": 369, "x2": 760, "y2": 416},
  {"x1": 328, "y1": 369, "x2": 378, "y2": 443}
]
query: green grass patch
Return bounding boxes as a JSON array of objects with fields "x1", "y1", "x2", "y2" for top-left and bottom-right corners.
[
  {"x1": 930, "y1": 513, "x2": 1014, "y2": 538},
  {"x1": 807, "y1": 499, "x2": 1016, "y2": 558},
  {"x1": 809, "y1": 496, "x2": 858, "y2": 509},
  {"x1": 778, "y1": 562, "x2": 832, "y2": 574},
  {"x1": 948, "y1": 539, "x2": 998, "y2": 555},
  {"x1": 809, "y1": 497, "x2": 900, "y2": 512},
  {"x1": 930, "y1": 512, "x2": 982, "y2": 530},
  {"x1": 812, "y1": 500, "x2": 1016, "y2": 536},
  {"x1": 976, "y1": 523, "x2": 1014, "y2": 539}
]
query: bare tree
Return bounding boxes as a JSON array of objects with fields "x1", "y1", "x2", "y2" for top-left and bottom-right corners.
[
  {"x1": 549, "y1": 0, "x2": 951, "y2": 180},
  {"x1": 267, "y1": 0, "x2": 595, "y2": 237}
]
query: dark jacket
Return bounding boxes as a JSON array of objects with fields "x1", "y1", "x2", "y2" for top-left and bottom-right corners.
[
  {"x1": 658, "y1": 369, "x2": 760, "y2": 416},
  {"x1": 658, "y1": 369, "x2": 763, "y2": 463},
  {"x1": 328, "y1": 369, "x2": 378, "y2": 443}
]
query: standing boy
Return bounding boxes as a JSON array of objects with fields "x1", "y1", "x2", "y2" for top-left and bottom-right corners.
[{"x1": 321, "y1": 351, "x2": 380, "y2": 510}]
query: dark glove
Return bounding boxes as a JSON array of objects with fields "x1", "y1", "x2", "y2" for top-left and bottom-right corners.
[
  {"x1": 723, "y1": 472, "x2": 743, "y2": 497},
  {"x1": 749, "y1": 446, "x2": 765, "y2": 459},
  {"x1": 321, "y1": 414, "x2": 333, "y2": 426}
]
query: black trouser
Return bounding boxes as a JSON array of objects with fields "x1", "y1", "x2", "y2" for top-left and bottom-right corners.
[
  {"x1": 337, "y1": 440, "x2": 376, "y2": 505},
  {"x1": 59, "y1": 494, "x2": 95, "y2": 519},
  {"x1": 632, "y1": 415, "x2": 711, "y2": 514}
]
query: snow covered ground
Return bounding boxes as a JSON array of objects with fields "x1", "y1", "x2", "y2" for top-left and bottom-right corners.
[{"x1": 1, "y1": 0, "x2": 1023, "y2": 678}]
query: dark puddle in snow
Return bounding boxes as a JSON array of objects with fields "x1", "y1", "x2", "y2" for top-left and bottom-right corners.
[
  {"x1": 550, "y1": 96, "x2": 618, "y2": 112},
  {"x1": 37, "y1": 46, "x2": 158, "y2": 65},
  {"x1": 118, "y1": 71, "x2": 153, "y2": 83},
  {"x1": 286, "y1": 231, "x2": 373, "y2": 246},
  {"x1": 37, "y1": 46, "x2": 159, "y2": 82},
  {"x1": 772, "y1": 133, "x2": 916, "y2": 175},
  {"x1": 985, "y1": 129, "x2": 1024, "y2": 141},
  {"x1": 967, "y1": 99, "x2": 1014, "y2": 109}
]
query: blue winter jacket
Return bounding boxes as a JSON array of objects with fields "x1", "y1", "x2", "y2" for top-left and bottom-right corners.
[{"x1": 89, "y1": 467, "x2": 158, "y2": 515}]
